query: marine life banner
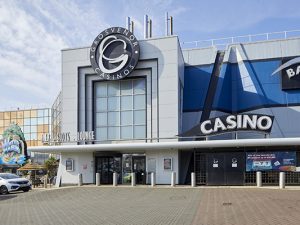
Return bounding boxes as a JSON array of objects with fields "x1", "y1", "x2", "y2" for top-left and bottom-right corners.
[
  {"x1": 0, "y1": 123, "x2": 27, "y2": 165},
  {"x1": 246, "y1": 152, "x2": 296, "y2": 172}
]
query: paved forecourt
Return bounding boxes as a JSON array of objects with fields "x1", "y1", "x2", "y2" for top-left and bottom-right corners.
[{"x1": 1, "y1": 186, "x2": 300, "y2": 225}]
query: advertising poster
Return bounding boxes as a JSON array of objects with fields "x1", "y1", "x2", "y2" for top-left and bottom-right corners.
[
  {"x1": 0, "y1": 124, "x2": 27, "y2": 166},
  {"x1": 246, "y1": 152, "x2": 296, "y2": 172},
  {"x1": 164, "y1": 158, "x2": 172, "y2": 170}
]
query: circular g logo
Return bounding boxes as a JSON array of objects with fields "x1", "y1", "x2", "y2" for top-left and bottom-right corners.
[{"x1": 90, "y1": 27, "x2": 140, "y2": 80}]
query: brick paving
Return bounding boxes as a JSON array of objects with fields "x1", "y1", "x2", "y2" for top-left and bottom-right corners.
[{"x1": 0, "y1": 186, "x2": 300, "y2": 225}]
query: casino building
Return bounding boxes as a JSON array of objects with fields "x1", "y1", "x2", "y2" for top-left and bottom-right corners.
[{"x1": 30, "y1": 21, "x2": 300, "y2": 186}]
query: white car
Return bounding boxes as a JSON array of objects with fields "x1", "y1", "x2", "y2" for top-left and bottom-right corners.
[{"x1": 0, "y1": 173, "x2": 31, "y2": 194}]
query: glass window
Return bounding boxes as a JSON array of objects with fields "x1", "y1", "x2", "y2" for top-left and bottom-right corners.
[
  {"x1": 44, "y1": 109, "x2": 49, "y2": 117},
  {"x1": 121, "y1": 111, "x2": 132, "y2": 125},
  {"x1": 108, "y1": 97, "x2": 120, "y2": 111},
  {"x1": 108, "y1": 82, "x2": 120, "y2": 96},
  {"x1": 31, "y1": 126, "x2": 37, "y2": 133},
  {"x1": 134, "y1": 95, "x2": 145, "y2": 109},
  {"x1": 37, "y1": 110, "x2": 44, "y2": 117},
  {"x1": 134, "y1": 125, "x2": 146, "y2": 139},
  {"x1": 96, "y1": 98, "x2": 107, "y2": 112},
  {"x1": 121, "y1": 80, "x2": 132, "y2": 95},
  {"x1": 30, "y1": 110, "x2": 37, "y2": 117},
  {"x1": 24, "y1": 133, "x2": 30, "y2": 140},
  {"x1": 121, "y1": 96, "x2": 132, "y2": 110},
  {"x1": 4, "y1": 112, "x2": 10, "y2": 120},
  {"x1": 134, "y1": 110, "x2": 146, "y2": 125},
  {"x1": 95, "y1": 82, "x2": 107, "y2": 97},
  {"x1": 23, "y1": 126, "x2": 30, "y2": 133},
  {"x1": 24, "y1": 118, "x2": 30, "y2": 126},
  {"x1": 96, "y1": 127, "x2": 107, "y2": 141},
  {"x1": 24, "y1": 110, "x2": 30, "y2": 117},
  {"x1": 121, "y1": 126, "x2": 133, "y2": 139},
  {"x1": 108, "y1": 112, "x2": 120, "y2": 126},
  {"x1": 31, "y1": 118, "x2": 37, "y2": 126},
  {"x1": 133, "y1": 79, "x2": 146, "y2": 94},
  {"x1": 31, "y1": 133, "x2": 37, "y2": 140},
  {"x1": 37, "y1": 117, "x2": 43, "y2": 124},
  {"x1": 11, "y1": 112, "x2": 17, "y2": 119},
  {"x1": 17, "y1": 111, "x2": 23, "y2": 118},
  {"x1": 94, "y1": 78, "x2": 146, "y2": 142},
  {"x1": 43, "y1": 117, "x2": 49, "y2": 124},
  {"x1": 108, "y1": 127, "x2": 119, "y2": 140},
  {"x1": 96, "y1": 113, "x2": 107, "y2": 126}
]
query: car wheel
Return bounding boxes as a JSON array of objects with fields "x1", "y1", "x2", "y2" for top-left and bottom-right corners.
[
  {"x1": 0, "y1": 185, "x2": 9, "y2": 195},
  {"x1": 22, "y1": 187, "x2": 30, "y2": 192}
]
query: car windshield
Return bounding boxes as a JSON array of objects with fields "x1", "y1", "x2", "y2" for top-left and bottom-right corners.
[{"x1": 0, "y1": 174, "x2": 20, "y2": 179}]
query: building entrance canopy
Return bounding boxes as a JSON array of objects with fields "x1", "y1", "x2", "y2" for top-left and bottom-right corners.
[{"x1": 28, "y1": 137, "x2": 300, "y2": 154}]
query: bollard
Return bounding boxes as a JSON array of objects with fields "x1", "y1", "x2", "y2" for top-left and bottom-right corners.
[
  {"x1": 151, "y1": 172, "x2": 156, "y2": 187},
  {"x1": 96, "y1": 173, "x2": 100, "y2": 186},
  {"x1": 171, "y1": 172, "x2": 176, "y2": 187},
  {"x1": 131, "y1": 173, "x2": 136, "y2": 186},
  {"x1": 191, "y1": 172, "x2": 196, "y2": 187},
  {"x1": 113, "y1": 172, "x2": 118, "y2": 186},
  {"x1": 279, "y1": 172, "x2": 285, "y2": 189},
  {"x1": 44, "y1": 175, "x2": 48, "y2": 188},
  {"x1": 256, "y1": 171, "x2": 262, "y2": 187},
  {"x1": 78, "y1": 173, "x2": 83, "y2": 186}
]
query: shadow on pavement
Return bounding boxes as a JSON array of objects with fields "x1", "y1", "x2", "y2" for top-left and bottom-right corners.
[{"x1": 0, "y1": 194, "x2": 18, "y2": 201}]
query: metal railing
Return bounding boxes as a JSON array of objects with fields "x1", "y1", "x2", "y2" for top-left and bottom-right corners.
[{"x1": 181, "y1": 29, "x2": 300, "y2": 49}]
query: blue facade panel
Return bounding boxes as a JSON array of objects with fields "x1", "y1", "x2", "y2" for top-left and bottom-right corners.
[
  {"x1": 184, "y1": 58, "x2": 300, "y2": 113},
  {"x1": 183, "y1": 65, "x2": 213, "y2": 111}
]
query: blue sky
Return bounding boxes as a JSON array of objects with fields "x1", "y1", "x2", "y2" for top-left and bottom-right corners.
[{"x1": 0, "y1": 0, "x2": 300, "y2": 110}]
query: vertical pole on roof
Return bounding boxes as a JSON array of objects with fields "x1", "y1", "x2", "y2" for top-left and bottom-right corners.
[
  {"x1": 170, "y1": 16, "x2": 173, "y2": 35},
  {"x1": 165, "y1": 12, "x2": 169, "y2": 36},
  {"x1": 126, "y1": 17, "x2": 131, "y2": 31},
  {"x1": 144, "y1": 14, "x2": 149, "y2": 39},
  {"x1": 131, "y1": 21, "x2": 134, "y2": 34},
  {"x1": 149, "y1": 19, "x2": 152, "y2": 38}
]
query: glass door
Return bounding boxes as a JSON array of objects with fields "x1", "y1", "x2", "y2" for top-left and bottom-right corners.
[
  {"x1": 96, "y1": 157, "x2": 121, "y2": 184},
  {"x1": 132, "y1": 156, "x2": 146, "y2": 184}
]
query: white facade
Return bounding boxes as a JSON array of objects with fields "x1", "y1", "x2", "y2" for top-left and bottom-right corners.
[{"x1": 56, "y1": 35, "x2": 184, "y2": 185}]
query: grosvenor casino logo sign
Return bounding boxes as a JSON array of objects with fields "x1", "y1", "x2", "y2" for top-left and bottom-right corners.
[{"x1": 90, "y1": 27, "x2": 140, "y2": 80}]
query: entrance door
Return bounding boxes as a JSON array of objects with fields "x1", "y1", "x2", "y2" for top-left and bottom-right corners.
[
  {"x1": 207, "y1": 153, "x2": 226, "y2": 185},
  {"x1": 225, "y1": 152, "x2": 245, "y2": 185},
  {"x1": 132, "y1": 156, "x2": 146, "y2": 184},
  {"x1": 206, "y1": 152, "x2": 245, "y2": 185},
  {"x1": 95, "y1": 157, "x2": 121, "y2": 184}
]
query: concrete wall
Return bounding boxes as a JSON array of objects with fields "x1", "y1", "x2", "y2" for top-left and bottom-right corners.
[
  {"x1": 146, "y1": 149, "x2": 179, "y2": 184},
  {"x1": 57, "y1": 152, "x2": 94, "y2": 185}
]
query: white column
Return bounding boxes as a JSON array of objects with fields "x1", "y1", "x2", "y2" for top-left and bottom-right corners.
[
  {"x1": 113, "y1": 172, "x2": 118, "y2": 186},
  {"x1": 96, "y1": 173, "x2": 100, "y2": 186},
  {"x1": 279, "y1": 172, "x2": 285, "y2": 189},
  {"x1": 256, "y1": 171, "x2": 262, "y2": 187},
  {"x1": 78, "y1": 174, "x2": 83, "y2": 186},
  {"x1": 131, "y1": 173, "x2": 136, "y2": 186},
  {"x1": 151, "y1": 172, "x2": 156, "y2": 187},
  {"x1": 171, "y1": 172, "x2": 176, "y2": 187},
  {"x1": 191, "y1": 172, "x2": 196, "y2": 187}
]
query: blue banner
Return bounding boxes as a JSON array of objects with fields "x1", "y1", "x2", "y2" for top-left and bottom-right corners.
[{"x1": 246, "y1": 152, "x2": 296, "y2": 172}]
